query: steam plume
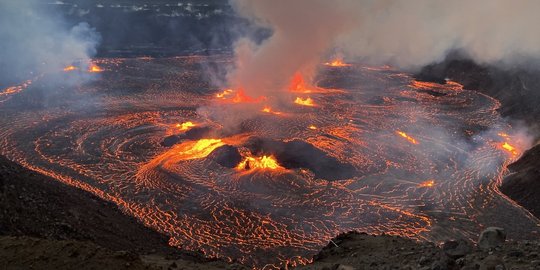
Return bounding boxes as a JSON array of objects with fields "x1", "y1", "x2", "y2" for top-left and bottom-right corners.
[
  {"x1": 228, "y1": 0, "x2": 540, "y2": 97},
  {"x1": 0, "y1": 0, "x2": 100, "y2": 85}
]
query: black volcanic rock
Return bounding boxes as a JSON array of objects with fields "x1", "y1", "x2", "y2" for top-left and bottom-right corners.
[
  {"x1": 209, "y1": 145, "x2": 242, "y2": 168},
  {"x1": 161, "y1": 127, "x2": 215, "y2": 147},
  {"x1": 0, "y1": 155, "x2": 191, "y2": 257},
  {"x1": 416, "y1": 58, "x2": 540, "y2": 128},
  {"x1": 183, "y1": 126, "x2": 213, "y2": 141},
  {"x1": 500, "y1": 144, "x2": 540, "y2": 217},
  {"x1": 244, "y1": 137, "x2": 357, "y2": 180},
  {"x1": 162, "y1": 135, "x2": 181, "y2": 147}
]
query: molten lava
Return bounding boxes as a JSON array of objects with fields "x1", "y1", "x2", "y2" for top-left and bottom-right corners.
[
  {"x1": 289, "y1": 73, "x2": 313, "y2": 93},
  {"x1": 63, "y1": 65, "x2": 78, "y2": 72},
  {"x1": 261, "y1": 106, "x2": 282, "y2": 115},
  {"x1": 236, "y1": 155, "x2": 283, "y2": 171},
  {"x1": 396, "y1": 131, "x2": 419, "y2": 145},
  {"x1": 497, "y1": 133, "x2": 520, "y2": 157},
  {"x1": 324, "y1": 59, "x2": 351, "y2": 67},
  {"x1": 88, "y1": 64, "x2": 103, "y2": 73},
  {"x1": 308, "y1": 125, "x2": 317, "y2": 130},
  {"x1": 419, "y1": 180, "x2": 435, "y2": 187},
  {"x1": 178, "y1": 139, "x2": 225, "y2": 160},
  {"x1": 500, "y1": 142, "x2": 518, "y2": 156},
  {"x1": 216, "y1": 88, "x2": 264, "y2": 103},
  {"x1": 294, "y1": 97, "x2": 315, "y2": 107},
  {"x1": 233, "y1": 90, "x2": 257, "y2": 103},
  {"x1": 176, "y1": 121, "x2": 196, "y2": 131},
  {"x1": 216, "y1": 89, "x2": 233, "y2": 99}
]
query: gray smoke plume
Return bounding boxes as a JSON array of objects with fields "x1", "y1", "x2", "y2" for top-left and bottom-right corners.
[
  {"x1": 228, "y1": 0, "x2": 540, "y2": 97},
  {"x1": 0, "y1": 0, "x2": 100, "y2": 85}
]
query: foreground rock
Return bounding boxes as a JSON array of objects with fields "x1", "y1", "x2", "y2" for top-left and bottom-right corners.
[
  {"x1": 500, "y1": 144, "x2": 540, "y2": 218},
  {"x1": 0, "y1": 236, "x2": 247, "y2": 270},
  {"x1": 478, "y1": 227, "x2": 506, "y2": 251},
  {"x1": 0, "y1": 155, "x2": 245, "y2": 270},
  {"x1": 295, "y1": 231, "x2": 540, "y2": 270}
]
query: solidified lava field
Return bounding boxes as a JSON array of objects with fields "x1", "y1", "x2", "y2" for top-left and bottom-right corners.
[{"x1": 0, "y1": 56, "x2": 538, "y2": 268}]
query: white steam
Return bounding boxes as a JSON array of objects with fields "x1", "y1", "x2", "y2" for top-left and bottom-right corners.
[
  {"x1": 228, "y1": 0, "x2": 540, "y2": 97},
  {"x1": 0, "y1": 0, "x2": 100, "y2": 83}
]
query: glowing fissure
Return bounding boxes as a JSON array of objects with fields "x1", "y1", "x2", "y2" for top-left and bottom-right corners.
[{"x1": 396, "y1": 130, "x2": 418, "y2": 145}]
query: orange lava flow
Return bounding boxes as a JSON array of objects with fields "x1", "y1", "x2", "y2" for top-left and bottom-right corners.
[
  {"x1": 294, "y1": 97, "x2": 315, "y2": 107},
  {"x1": 216, "y1": 89, "x2": 233, "y2": 99},
  {"x1": 289, "y1": 73, "x2": 313, "y2": 93},
  {"x1": 176, "y1": 121, "x2": 196, "y2": 131},
  {"x1": 261, "y1": 106, "x2": 282, "y2": 115},
  {"x1": 496, "y1": 132, "x2": 520, "y2": 157},
  {"x1": 500, "y1": 142, "x2": 518, "y2": 157},
  {"x1": 308, "y1": 125, "x2": 317, "y2": 130},
  {"x1": 236, "y1": 155, "x2": 283, "y2": 171},
  {"x1": 216, "y1": 89, "x2": 264, "y2": 104},
  {"x1": 177, "y1": 139, "x2": 225, "y2": 160},
  {"x1": 324, "y1": 59, "x2": 351, "y2": 67},
  {"x1": 63, "y1": 65, "x2": 78, "y2": 72},
  {"x1": 396, "y1": 131, "x2": 419, "y2": 145},
  {"x1": 419, "y1": 180, "x2": 435, "y2": 187},
  {"x1": 88, "y1": 64, "x2": 103, "y2": 73},
  {"x1": 0, "y1": 78, "x2": 36, "y2": 103}
]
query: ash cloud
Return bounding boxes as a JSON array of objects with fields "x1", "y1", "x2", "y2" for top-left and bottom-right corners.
[
  {"x1": 0, "y1": 0, "x2": 100, "y2": 86},
  {"x1": 227, "y1": 0, "x2": 540, "y2": 97}
]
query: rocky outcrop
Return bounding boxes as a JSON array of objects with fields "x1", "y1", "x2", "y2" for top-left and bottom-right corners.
[
  {"x1": 478, "y1": 227, "x2": 506, "y2": 251},
  {"x1": 500, "y1": 144, "x2": 540, "y2": 217},
  {"x1": 295, "y1": 230, "x2": 540, "y2": 270}
]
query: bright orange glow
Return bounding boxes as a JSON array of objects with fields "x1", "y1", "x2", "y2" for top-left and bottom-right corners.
[
  {"x1": 178, "y1": 139, "x2": 224, "y2": 160},
  {"x1": 500, "y1": 142, "x2": 518, "y2": 156},
  {"x1": 232, "y1": 90, "x2": 255, "y2": 103},
  {"x1": 236, "y1": 155, "x2": 283, "y2": 171},
  {"x1": 216, "y1": 89, "x2": 233, "y2": 99},
  {"x1": 289, "y1": 73, "x2": 312, "y2": 93},
  {"x1": 176, "y1": 121, "x2": 196, "y2": 131},
  {"x1": 294, "y1": 97, "x2": 315, "y2": 107},
  {"x1": 419, "y1": 180, "x2": 435, "y2": 187},
  {"x1": 63, "y1": 65, "x2": 78, "y2": 72},
  {"x1": 261, "y1": 106, "x2": 282, "y2": 115},
  {"x1": 1, "y1": 79, "x2": 34, "y2": 101},
  {"x1": 396, "y1": 131, "x2": 418, "y2": 145},
  {"x1": 498, "y1": 132, "x2": 510, "y2": 138},
  {"x1": 324, "y1": 59, "x2": 351, "y2": 67},
  {"x1": 216, "y1": 88, "x2": 264, "y2": 104},
  {"x1": 308, "y1": 125, "x2": 317, "y2": 130},
  {"x1": 88, "y1": 64, "x2": 103, "y2": 73}
]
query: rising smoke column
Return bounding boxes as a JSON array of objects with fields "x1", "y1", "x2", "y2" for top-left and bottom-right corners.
[
  {"x1": 228, "y1": 0, "x2": 540, "y2": 97},
  {"x1": 227, "y1": 0, "x2": 356, "y2": 98},
  {"x1": 0, "y1": 0, "x2": 100, "y2": 85}
]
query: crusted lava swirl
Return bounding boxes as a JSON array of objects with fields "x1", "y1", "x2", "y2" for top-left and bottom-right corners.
[{"x1": 0, "y1": 56, "x2": 538, "y2": 268}]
